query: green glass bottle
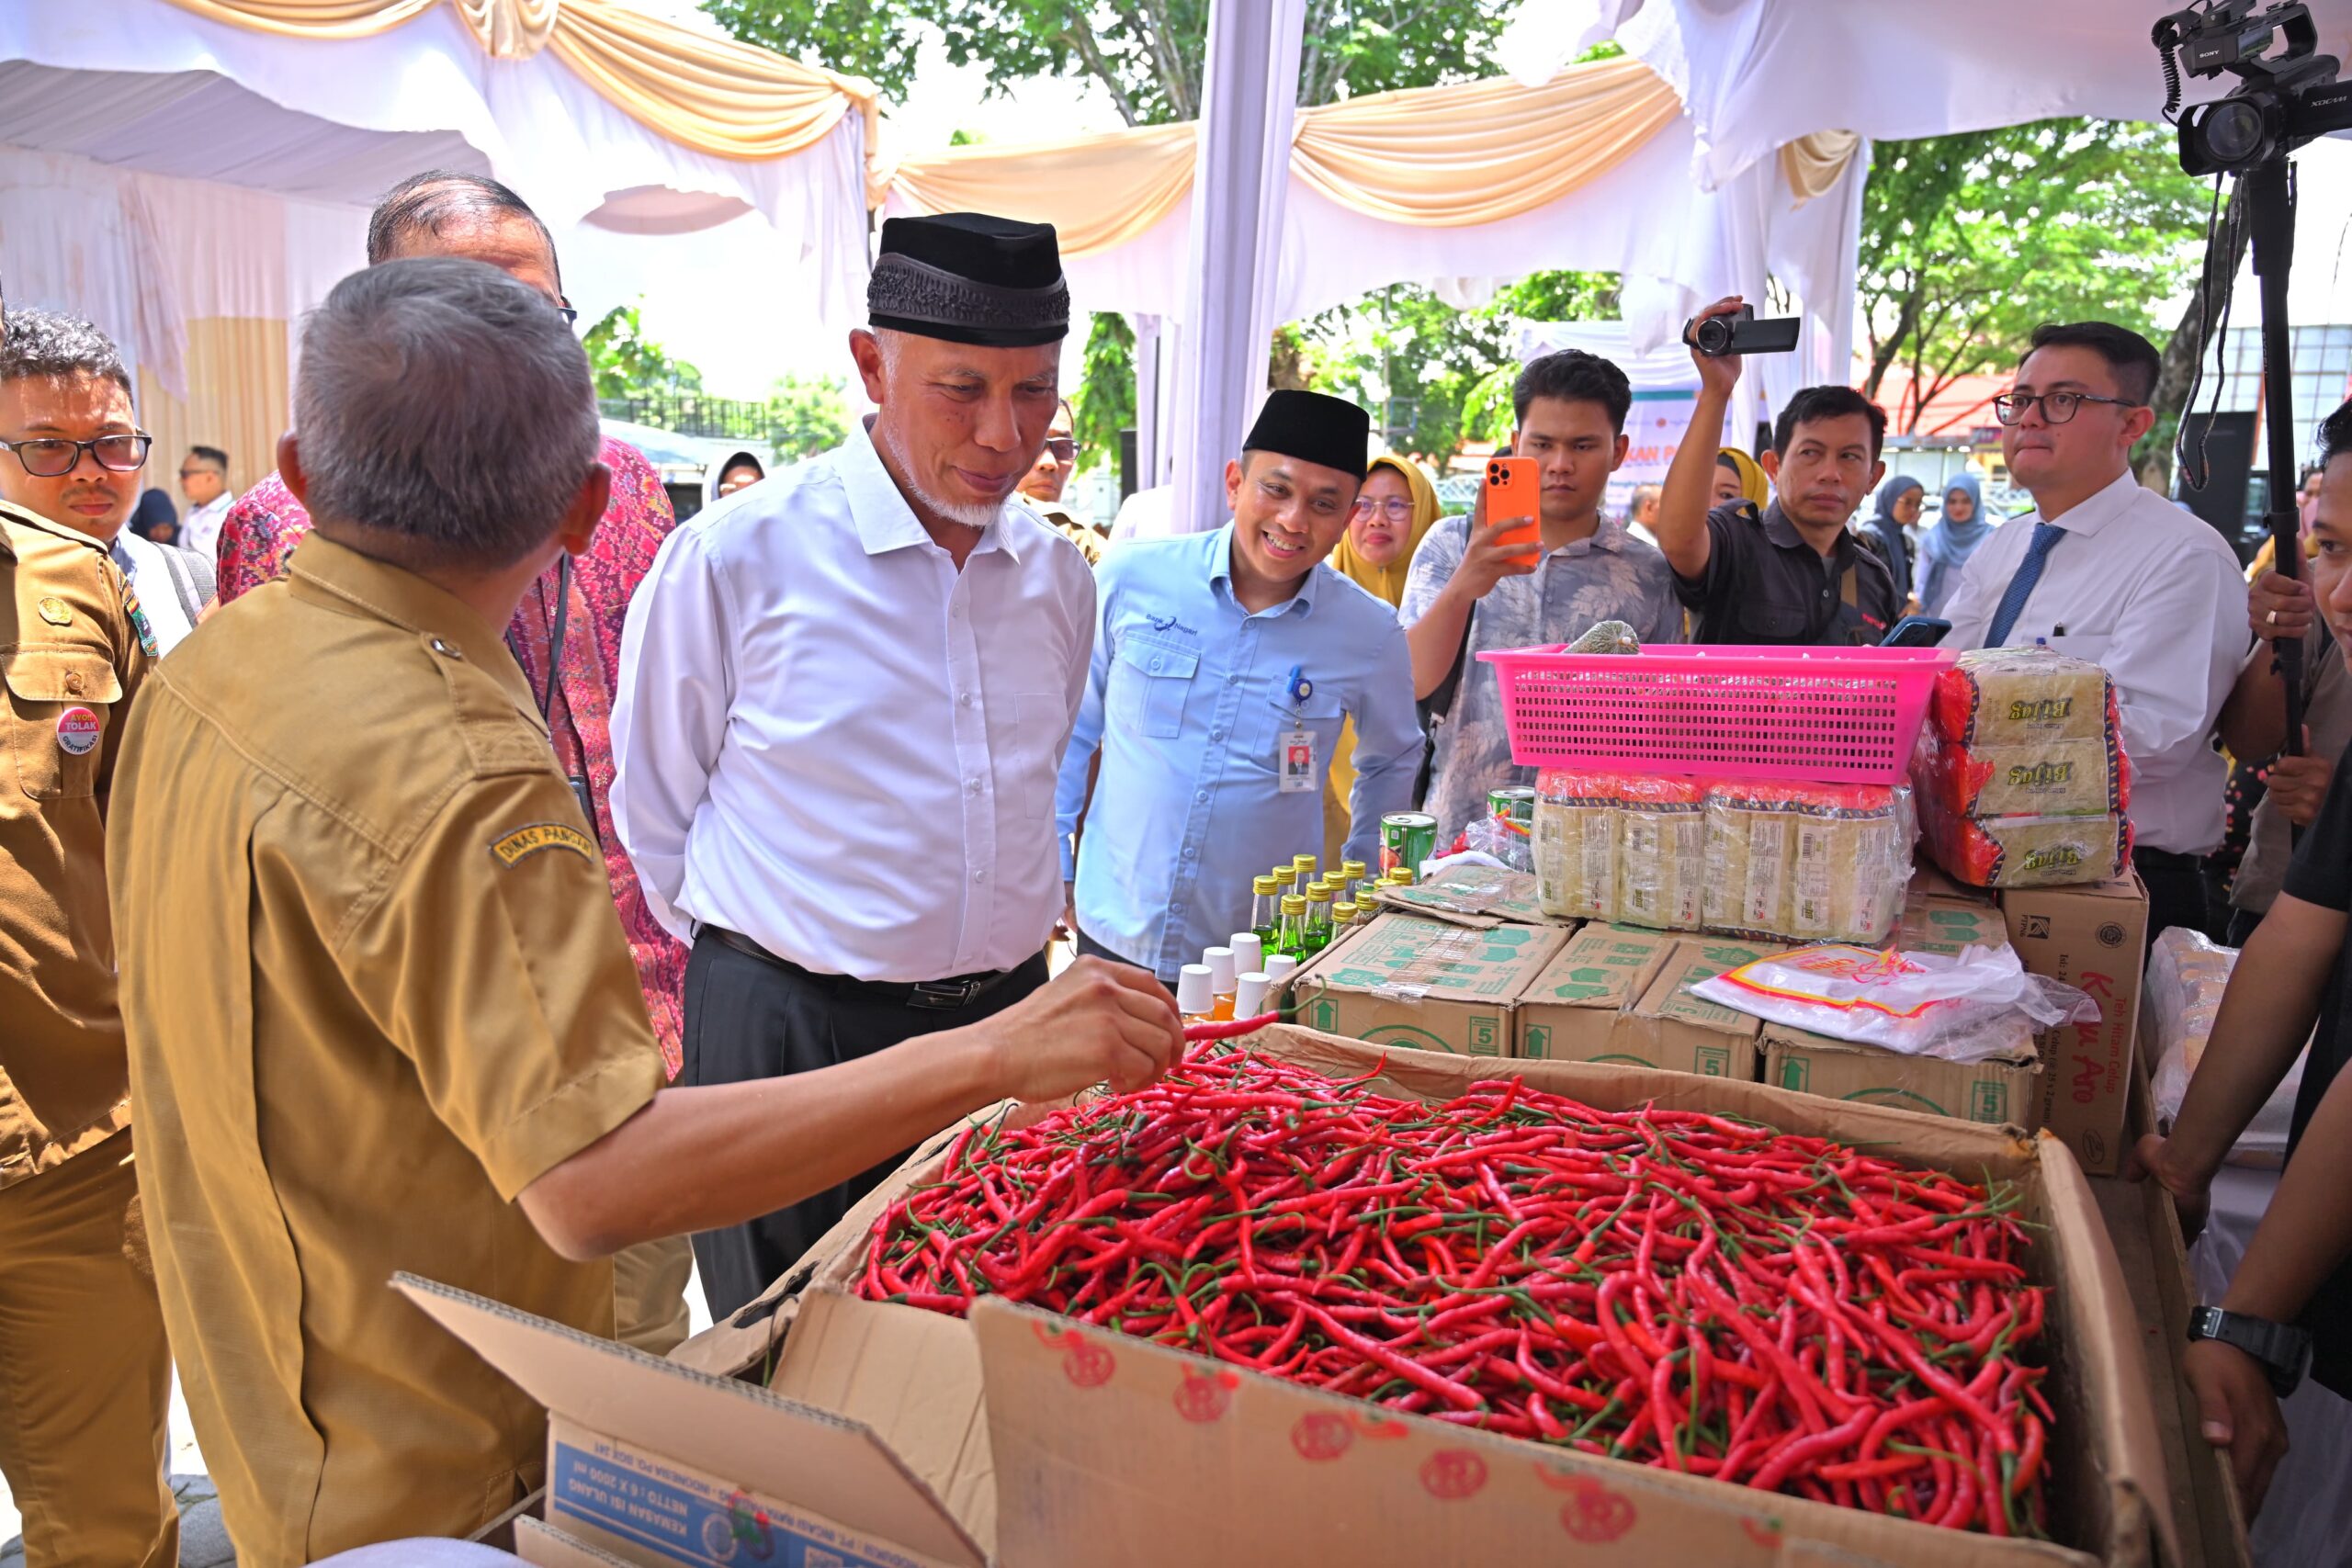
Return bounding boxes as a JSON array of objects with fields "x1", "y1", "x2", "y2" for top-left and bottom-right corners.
[
  {"x1": 1303, "y1": 881, "x2": 1335, "y2": 954},
  {"x1": 1275, "y1": 894, "x2": 1309, "y2": 958},
  {"x1": 1250, "y1": 874, "x2": 1281, "y2": 948}
]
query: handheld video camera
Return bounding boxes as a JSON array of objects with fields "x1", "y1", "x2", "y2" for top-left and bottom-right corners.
[
  {"x1": 2155, "y1": 1, "x2": 2352, "y2": 175},
  {"x1": 1680, "y1": 305, "x2": 1802, "y2": 358}
]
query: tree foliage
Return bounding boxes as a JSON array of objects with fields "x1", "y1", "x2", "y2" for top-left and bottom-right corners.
[
  {"x1": 1072, "y1": 312, "x2": 1136, "y2": 475},
  {"x1": 764, "y1": 374, "x2": 853, "y2": 460},
  {"x1": 582, "y1": 304, "x2": 703, "y2": 400},
  {"x1": 1859, "y1": 120, "x2": 2209, "y2": 434},
  {"x1": 707, "y1": 0, "x2": 1513, "y2": 127}
]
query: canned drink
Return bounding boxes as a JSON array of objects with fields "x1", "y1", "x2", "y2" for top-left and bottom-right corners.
[
  {"x1": 1488, "y1": 786, "x2": 1537, "y2": 826},
  {"x1": 1380, "y1": 812, "x2": 1438, "y2": 876}
]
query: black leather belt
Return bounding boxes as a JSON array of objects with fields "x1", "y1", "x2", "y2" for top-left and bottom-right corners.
[{"x1": 704, "y1": 926, "x2": 1024, "y2": 1010}]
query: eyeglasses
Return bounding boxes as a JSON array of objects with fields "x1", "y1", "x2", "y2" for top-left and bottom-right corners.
[
  {"x1": 557, "y1": 300, "x2": 579, "y2": 328},
  {"x1": 1351, "y1": 497, "x2": 1414, "y2": 523},
  {"x1": 1040, "y1": 436, "x2": 1076, "y2": 462},
  {"x1": 1992, "y1": 390, "x2": 2140, "y2": 426},
  {"x1": 0, "y1": 434, "x2": 153, "y2": 477}
]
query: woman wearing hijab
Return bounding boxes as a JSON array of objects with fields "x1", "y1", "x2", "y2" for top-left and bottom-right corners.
[
  {"x1": 1866, "y1": 475, "x2": 1925, "y2": 608},
  {"x1": 1713, "y1": 447, "x2": 1770, "y2": 511},
  {"x1": 705, "y1": 449, "x2": 765, "y2": 506},
  {"x1": 1917, "y1": 473, "x2": 1996, "y2": 615},
  {"x1": 127, "y1": 487, "x2": 178, "y2": 545},
  {"x1": 1325, "y1": 454, "x2": 1442, "y2": 865}
]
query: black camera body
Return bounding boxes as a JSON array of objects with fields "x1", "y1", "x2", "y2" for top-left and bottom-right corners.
[
  {"x1": 1681, "y1": 305, "x2": 1802, "y2": 358},
  {"x1": 2156, "y1": 1, "x2": 2352, "y2": 175}
]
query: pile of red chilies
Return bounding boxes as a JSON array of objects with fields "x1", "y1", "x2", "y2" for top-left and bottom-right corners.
[{"x1": 860, "y1": 1046, "x2": 2052, "y2": 1536}]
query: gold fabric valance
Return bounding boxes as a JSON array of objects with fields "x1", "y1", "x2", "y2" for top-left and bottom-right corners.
[
  {"x1": 160, "y1": 0, "x2": 879, "y2": 164},
  {"x1": 888, "y1": 56, "x2": 1854, "y2": 255}
]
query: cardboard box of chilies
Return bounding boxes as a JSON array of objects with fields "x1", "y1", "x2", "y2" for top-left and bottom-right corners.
[{"x1": 647, "y1": 1025, "x2": 2175, "y2": 1568}]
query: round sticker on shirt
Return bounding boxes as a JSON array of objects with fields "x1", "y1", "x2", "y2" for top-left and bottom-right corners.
[{"x1": 56, "y1": 706, "x2": 101, "y2": 756}]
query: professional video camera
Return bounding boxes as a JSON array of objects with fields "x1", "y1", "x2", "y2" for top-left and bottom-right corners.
[{"x1": 2154, "y1": 1, "x2": 2352, "y2": 173}]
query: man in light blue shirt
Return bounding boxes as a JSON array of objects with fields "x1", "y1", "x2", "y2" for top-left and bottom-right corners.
[{"x1": 1057, "y1": 390, "x2": 1421, "y2": 980}]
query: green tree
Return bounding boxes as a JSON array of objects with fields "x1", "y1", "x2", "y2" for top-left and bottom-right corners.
[
  {"x1": 582, "y1": 304, "x2": 703, "y2": 400},
  {"x1": 707, "y1": 1, "x2": 1513, "y2": 128},
  {"x1": 1072, "y1": 313, "x2": 1136, "y2": 476},
  {"x1": 1859, "y1": 120, "x2": 2208, "y2": 434},
  {"x1": 764, "y1": 374, "x2": 853, "y2": 459}
]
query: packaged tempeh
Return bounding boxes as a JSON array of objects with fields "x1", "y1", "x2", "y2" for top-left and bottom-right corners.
[
  {"x1": 1914, "y1": 733, "x2": 2131, "y2": 819},
  {"x1": 1533, "y1": 768, "x2": 1625, "y2": 919},
  {"x1": 1929, "y1": 646, "x2": 2120, "y2": 748},
  {"x1": 1917, "y1": 795, "x2": 2133, "y2": 887},
  {"x1": 1612, "y1": 775, "x2": 1706, "y2": 931}
]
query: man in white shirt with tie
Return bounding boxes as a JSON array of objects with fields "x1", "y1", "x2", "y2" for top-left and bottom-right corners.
[
  {"x1": 1941, "y1": 321, "x2": 2247, "y2": 942},
  {"x1": 612, "y1": 212, "x2": 1170, "y2": 1317}
]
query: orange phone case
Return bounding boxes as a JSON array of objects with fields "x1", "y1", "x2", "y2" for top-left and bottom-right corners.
[{"x1": 1483, "y1": 456, "x2": 1541, "y2": 566}]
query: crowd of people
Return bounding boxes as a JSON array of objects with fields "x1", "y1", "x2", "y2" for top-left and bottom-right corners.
[{"x1": 0, "y1": 168, "x2": 2346, "y2": 1562}]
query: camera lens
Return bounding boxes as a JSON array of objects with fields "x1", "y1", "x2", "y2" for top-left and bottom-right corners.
[
  {"x1": 2201, "y1": 99, "x2": 2270, "y2": 167},
  {"x1": 1695, "y1": 317, "x2": 1732, "y2": 355}
]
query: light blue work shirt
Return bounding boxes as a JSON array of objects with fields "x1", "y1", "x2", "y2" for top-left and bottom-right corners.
[{"x1": 1055, "y1": 523, "x2": 1422, "y2": 980}]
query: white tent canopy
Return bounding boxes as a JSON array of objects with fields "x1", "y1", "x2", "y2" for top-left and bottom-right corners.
[
  {"x1": 0, "y1": 0, "x2": 874, "y2": 492},
  {"x1": 1499, "y1": 0, "x2": 2352, "y2": 189}
]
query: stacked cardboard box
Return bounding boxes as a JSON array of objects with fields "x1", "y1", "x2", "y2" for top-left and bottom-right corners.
[
  {"x1": 1291, "y1": 912, "x2": 1570, "y2": 1056},
  {"x1": 2002, "y1": 873, "x2": 2150, "y2": 1175},
  {"x1": 1519, "y1": 927, "x2": 1773, "y2": 1078}
]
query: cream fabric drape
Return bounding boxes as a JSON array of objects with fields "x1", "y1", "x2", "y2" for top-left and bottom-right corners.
[
  {"x1": 135, "y1": 320, "x2": 290, "y2": 501},
  {"x1": 160, "y1": 0, "x2": 879, "y2": 165},
  {"x1": 1781, "y1": 130, "x2": 1862, "y2": 205},
  {"x1": 886, "y1": 56, "x2": 1817, "y2": 256}
]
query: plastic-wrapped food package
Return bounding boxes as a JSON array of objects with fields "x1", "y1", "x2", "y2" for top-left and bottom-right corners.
[
  {"x1": 1691, "y1": 942, "x2": 2099, "y2": 1063},
  {"x1": 1702, "y1": 781, "x2": 1909, "y2": 944},
  {"x1": 1613, "y1": 776, "x2": 1706, "y2": 930},
  {"x1": 1918, "y1": 802, "x2": 2133, "y2": 888},
  {"x1": 1930, "y1": 646, "x2": 2120, "y2": 748},
  {"x1": 1533, "y1": 769, "x2": 1624, "y2": 919},
  {"x1": 2146, "y1": 928, "x2": 2306, "y2": 1167},
  {"x1": 1704, "y1": 783, "x2": 1795, "y2": 935},
  {"x1": 1915, "y1": 734, "x2": 2131, "y2": 819}
]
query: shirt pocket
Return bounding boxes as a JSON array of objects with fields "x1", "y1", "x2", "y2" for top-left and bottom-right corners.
[
  {"x1": 1736, "y1": 598, "x2": 1811, "y2": 642},
  {"x1": 2, "y1": 642, "x2": 120, "y2": 801},
  {"x1": 1108, "y1": 633, "x2": 1201, "y2": 739},
  {"x1": 1258, "y1": 692, "x2": 1349, "y2": 775}
]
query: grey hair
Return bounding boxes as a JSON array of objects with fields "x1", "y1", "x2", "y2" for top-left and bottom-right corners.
[
  {"x1": 294, "y1": 256, "x2": 599, "y2": 570},
  {"x1": 0, "y1": 308, "x2": 133, "y2": 396},
  {"x1": 367, "y1": 170, "x2": 560, "y2": 284}
]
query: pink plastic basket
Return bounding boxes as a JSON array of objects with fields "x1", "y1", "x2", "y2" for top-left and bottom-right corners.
[{"x1": 1477, "y1": 643, "x2": 1957, "y2": 784}]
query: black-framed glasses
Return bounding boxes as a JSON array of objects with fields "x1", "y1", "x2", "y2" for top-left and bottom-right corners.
[
  {"x1": 0, "y1": 434, "x2": 153, "y2": 477},
  {"x1": 557, "y1": 299, "x2": 579, "y2": 327},
  {"x1": 1351, "y1": 496, "x2": 1414, "y2": 523},
  {"x1": 1040, "y1": 436, "x2": 1076, "y2": 462},
  {"x1": 1992, "y1": 390, "x2": 2139, "y2": 426}
]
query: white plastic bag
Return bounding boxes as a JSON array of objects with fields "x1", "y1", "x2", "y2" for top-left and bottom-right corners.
[
  {"x1": 2144, "y1": 928, "x2": 2306, "y2": 1166},
  {"x1": 1690, "y1": 942, "x2": 2099, "y2": 1063}
]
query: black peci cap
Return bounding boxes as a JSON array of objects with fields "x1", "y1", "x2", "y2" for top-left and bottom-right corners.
[
  {"x1": 1241, "y1": 389, "x2": 1372, "y2": 481},
  {"x1": 867, "y1": 212, "x2": 1070, "y2": 348}
]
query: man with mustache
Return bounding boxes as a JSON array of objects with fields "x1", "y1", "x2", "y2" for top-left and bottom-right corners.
[{"x1": 612, "y1": 213, "x2": 1141, "y2": 1317}]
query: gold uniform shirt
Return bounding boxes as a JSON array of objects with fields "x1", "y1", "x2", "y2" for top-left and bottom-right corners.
[
  {"x1": 0, "y1": 498, "x2": 145, "y2": 1188},
  {"x1": 108, "y1": 536, "x2": 667, "y2": 1565}
]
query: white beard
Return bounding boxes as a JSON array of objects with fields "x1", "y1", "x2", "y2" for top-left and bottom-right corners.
[{"x1": 877, "y1": 421, "x2": 1008, "y2": 531}]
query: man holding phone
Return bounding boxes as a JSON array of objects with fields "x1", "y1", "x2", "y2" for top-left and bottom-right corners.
[
  {"x1": 1654, "y1": 297, "x2": 1899, "y2": 646},
  {"x1": 1400, "y1": 350, "x2": 1679, "y2": 836}
]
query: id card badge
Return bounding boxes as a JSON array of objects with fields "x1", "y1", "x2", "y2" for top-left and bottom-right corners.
[{"x1": 1278, "y1": 728, "x2": 1317, "y2": 793}]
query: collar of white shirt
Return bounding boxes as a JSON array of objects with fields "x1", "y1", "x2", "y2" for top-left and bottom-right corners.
[
  {"x1": 839, "y1": 422, "x2": 1023, "y2": 564},
  {"x1": 2033, "y1": 467, "x2": 2143, "y2": 538}
]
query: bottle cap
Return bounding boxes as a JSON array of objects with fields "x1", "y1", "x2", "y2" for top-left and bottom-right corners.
[
  {"x1": 1333, "y1": 901, "x2": 1358, "y2": 925},
  {"x1": 1235, "y1": 971, "x2": 1271, "y2": 1018},
  {"x1": 1264, "y1": 953, "x2": 1300, "y2": 984},
  {"x1": 1391, "y1": 867, "x2": 1417, "y2": 886},
  {"x1": 1281, "y1": 895, "x2": 1306, "y2": 916},
  {"x1": 1306, "y1": 881, "x2": 1331, "y2": 900},
  {"x1": 1204, "y1": 946, "x2": 1237, "y2": 992},
  {"x1": 1229, "y1": 932, "x2": 1264, "y2": 974},
  {"x1": 1176, "y1": 964, "x2": 1213, "y2": 1015},
  {"x1": 1273, "y1": 867, "x2": 1297, "y2": 888},
  {"x1": 1252, "y1": 874, "x2": 1279, "y2": 896},
  {"x1": 1341, "y1": 860, "x2": 1367, "y2": 881},
  {"x1": 1293, "y1": 854, "x2": 1317, "y2": 875}
]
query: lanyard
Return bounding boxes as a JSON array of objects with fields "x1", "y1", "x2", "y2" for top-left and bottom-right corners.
[{"x1": 507, "y1": 554, "x2": 597, "y2": 837}]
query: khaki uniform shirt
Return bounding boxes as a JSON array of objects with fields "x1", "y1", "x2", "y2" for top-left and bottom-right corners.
[
  {"x1": 0, "y1": 499, "x2": 147, "y2": 1190},
  {"x1": 108, "y1": 536, "x2": 667, "y2": 1565},
  {"x1": 1037, "y1": 503, "x2": 1106, "y2": 566}
]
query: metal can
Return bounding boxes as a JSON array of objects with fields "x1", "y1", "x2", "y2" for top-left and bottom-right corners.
[
  {"x1": 1380, "y1": 811, "x2": 1438, "y2": 875},
  {"x1": 1489, "y1": 786, "x2": 1537, "y2": 827}
]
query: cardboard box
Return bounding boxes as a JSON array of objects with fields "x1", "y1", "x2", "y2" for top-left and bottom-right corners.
[
  {"x1": 677, "y1": 1028, "x2": 2174, "y2": 1568},
  {"x1": 2003, "y1": 874, "x2": 2150, "y2": 1175},
  {"x1": 1901, "y1": 897, "x2": 2009, "y2": 957},
  {"x1": 1605, "y1": 939, "x2": 1776, "y2": 1079},
  {"x1": 394, "y1": 1276, "x2": 981, "y2": 1568},
  {"x1": 1516, "y1": 923, "x2": 1679, "y2": 1061},
  {"x1": 1763, "y1": 1025, "x2": 2043, "y2": 1128},
  {"x1": 1371, "y1": 863, "x2": 1559, "y2": 929},
  {"x1": 1292, "y1": 912, "x2": 1568, "y2": 1056}
]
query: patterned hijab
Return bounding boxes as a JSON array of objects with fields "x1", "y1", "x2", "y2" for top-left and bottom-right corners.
[{"x1": 1329, "y1": 454, "x2": 1442, "y2": 607}]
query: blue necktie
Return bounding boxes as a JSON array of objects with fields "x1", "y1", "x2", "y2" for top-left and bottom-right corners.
[{"x1": 1985, "y1": 522, "x2": 2064, "y2": 647}]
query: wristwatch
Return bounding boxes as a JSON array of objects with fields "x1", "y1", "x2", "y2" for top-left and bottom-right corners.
[{"x1": 2188, "y1": 1306, "x2": 2312, "y2": 1396}]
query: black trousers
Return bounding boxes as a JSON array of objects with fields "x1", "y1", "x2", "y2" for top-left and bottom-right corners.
[
  {"x1": 2133, "y1": 845, "x2": 2220, "y2": 950},
  {"x1": 681, "y1": 932, "x2": 1049, "y2": 1320}
]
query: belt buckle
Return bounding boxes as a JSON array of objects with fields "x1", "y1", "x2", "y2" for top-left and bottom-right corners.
[{"x1": 910, "y1": 976, "x2": 984, "y2": 1010}]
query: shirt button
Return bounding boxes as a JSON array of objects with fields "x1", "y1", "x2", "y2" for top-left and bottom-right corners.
[
  {"x1": 973, "y1": 868, "x2": 989, "y2": 884},
  {"x1": 64, "y1": 671, "x2": 84, "y2": 695},
  {"x1": 430, "y1": 637, "x2": 461, "y2": 659},
  {"x1": 1195, "y1": 789, "x2": 1208, "y2": 804},
  {"x1": 966, "y1": 778, "x2": 982, "y2": 795},
  {"x1": 1150, "y1": 656, "x2": 1165, "y2": 672},
  {"x1": 1182, "y1": 843, "x2": 1197, "y2": 859},
  {"x1": 958, "y1": 692, "x2": 973, "y2": 708},
  {"x1": 1227, "y1": 673, "x2": 1240, "y2": 686},
  {"x1": 1211, "y1": 728, "x2": 1223, "y2": 741}
]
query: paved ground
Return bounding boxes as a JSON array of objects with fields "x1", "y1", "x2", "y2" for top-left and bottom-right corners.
[{"x1": 0, "y1": 1264, "x2": 716, "y2": 1563}]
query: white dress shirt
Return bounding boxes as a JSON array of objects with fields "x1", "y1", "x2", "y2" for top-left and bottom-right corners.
[
  {"x1": 179, "y1": 492, "x2": 232, "y2": 560},
  {"x1": 611, "y1": 423, "x2": 1096, "y2": 983},
  {"x1": 1940, "y1": 468, "x2": 2247, "y2": 855},
  {"x1": 107, "y1": 534, "x2": 199, "y2": 655}
]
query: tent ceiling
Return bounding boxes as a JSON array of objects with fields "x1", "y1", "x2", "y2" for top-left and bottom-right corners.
[{"x1": 0, "y1": 61, "x2": 484, "y2": 207}]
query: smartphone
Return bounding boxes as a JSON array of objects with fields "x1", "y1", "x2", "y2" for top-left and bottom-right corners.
[
  {"x1": 1880, "y1": 615, "x2": 1951, "y2": 649},
  {"x1": 1483, "y1": 456, "x2": 1541, "y2": 568}
]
